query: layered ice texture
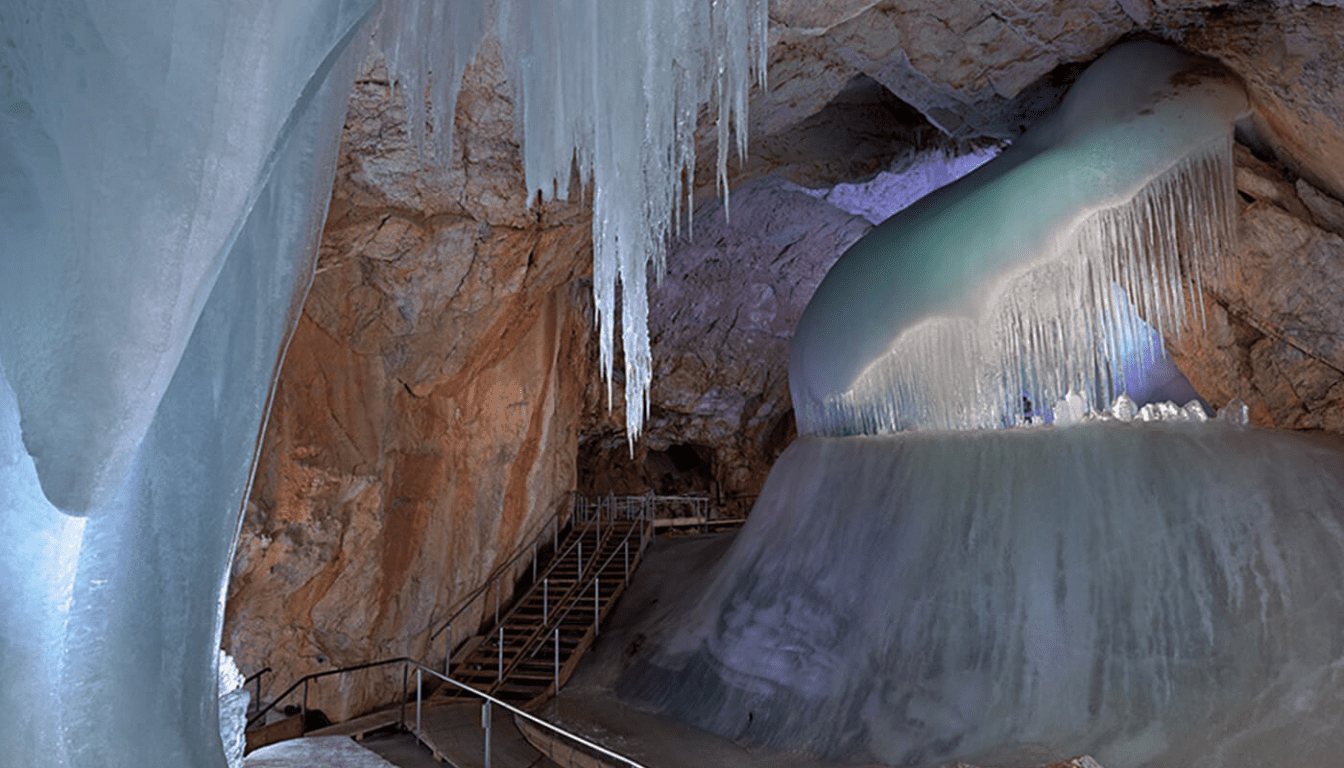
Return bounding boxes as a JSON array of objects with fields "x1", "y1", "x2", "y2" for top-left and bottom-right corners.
[
  {"x1": 789, "y1": 41, "x2": 1248, "y2": 435},
  {"x1": 0, "y1": 2, "x2": 767, "y2": 765},
  {"x1": 621, "y1": 425, "x2": 1344, "y2": 767},
  {"x1": 0, "y1": 2, "x2": 375, "y2": 766}
]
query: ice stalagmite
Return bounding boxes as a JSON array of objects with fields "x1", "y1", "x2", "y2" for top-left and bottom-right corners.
[{"x1": 790, "y1": 41, "x2": 1246, "y2": 435}]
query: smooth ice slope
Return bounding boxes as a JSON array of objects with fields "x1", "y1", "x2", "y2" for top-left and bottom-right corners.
[
  {"x1": 620, "y1": 425, "x2": 1344, "y2": 767},
  {"x1": 0, "y1": 3, "x2": 371, "y2": 766},
  {"x1": 0, "y1": 1, "x2": 378, "y2": 513},
  {"x1": 789, "y1": 42, "x2": 1247, "y2": 435}
]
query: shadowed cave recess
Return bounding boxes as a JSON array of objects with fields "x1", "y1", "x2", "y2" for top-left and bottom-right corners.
[{"x1": 4, "y1": 2, "x2": 1344, "y2": 768}]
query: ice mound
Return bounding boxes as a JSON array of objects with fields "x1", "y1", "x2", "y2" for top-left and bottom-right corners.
[
  {"x1": 619, "y1": 423, "x2": 1344, "y2": 767},
  {"x1": 789, "y1": 41, "x2": 1249, "y2": 436}
]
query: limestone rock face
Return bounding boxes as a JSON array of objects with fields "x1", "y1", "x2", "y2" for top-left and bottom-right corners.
[
  {"x1": 223, "y1": 0, "x2": 1344, "y2": 727},
  {"x1": 578, "y1": 177, "x2": 872, "y2": 510},
  {"x1": 1165, "y1": 145, "x2": 1344, "y2": 432},
  {"x1": 222, "y1": 42, "x2": 594, "y2": 719}
]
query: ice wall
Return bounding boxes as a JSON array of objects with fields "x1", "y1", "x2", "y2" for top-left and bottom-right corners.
[
  {"x1": 620, "y1": 424, "x2": 1344, "y2": 767},
  {"x1": 789, "y1": 42, "x2": 1248, "y2": 435},
  {"x1": 0, "y1": 3, "x2": 372, "y2": 766}
]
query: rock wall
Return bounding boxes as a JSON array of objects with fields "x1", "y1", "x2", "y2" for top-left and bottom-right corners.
[
  {"x1": 224, "y1": 0, "x2": 1344, "y2": 724},
  {"x1": 578, "y1": 177, "x2": 873, "y2": 512},
  {"x1": 1165, "y1": 143, "x2": 1344, "y2": 431},
  {"x1": 223, "y1": 41, "x2": 594, "y2": 719}
]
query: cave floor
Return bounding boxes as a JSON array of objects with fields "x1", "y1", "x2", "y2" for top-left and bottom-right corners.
[{"x1": 541, "y1": 531, "x2": 889, "y2": 768}]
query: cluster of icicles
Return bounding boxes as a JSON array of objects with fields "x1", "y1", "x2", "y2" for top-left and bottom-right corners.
[
  {"x1": 377, "y1": 0, "x2": 768, "y2": 444},
  {"x1": 1048, "y1": 391, "x2": 1248, "y2": 427}
]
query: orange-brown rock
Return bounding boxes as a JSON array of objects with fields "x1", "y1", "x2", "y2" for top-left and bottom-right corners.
[
  {"x1": 1165, "y1": 144, "x2": 1344, "y2": 432},
  {"x1": 223, "y1": 41, "x2": 595, "y2": 719}
]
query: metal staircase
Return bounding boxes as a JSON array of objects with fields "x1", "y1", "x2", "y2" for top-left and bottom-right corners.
[{"x1": 437, "y1": 504, "x2": 651, "y2": 707}]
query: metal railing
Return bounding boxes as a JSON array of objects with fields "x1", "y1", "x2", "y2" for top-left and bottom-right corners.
[
  {"x1": 471, "y1": 499, "x2": 654, "y2": 691},
  {"x1": 413, "y1": 659, "x2": 648, "y2": 768},
  {"x1": 429, "y1": 496, "x2": 577, "y2": 667},
  {"x1": 246, "y1": 656, "x2": 647, "y2": 768},
  {"x1": 243, "y1": 493, "x2": 712, "y2": 740},
  {"x1": 573, "y1": 492, "x2": 718, "y2": 526},
  {"x1": 241, "y1": 667, "x2": 271, "y2": 715},
  {"x1": 522, "y1": 513, "x2": 649, "y2": 697}
]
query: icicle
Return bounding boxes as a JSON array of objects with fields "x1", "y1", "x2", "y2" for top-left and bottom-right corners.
[
  {"x1": 496, "y1": 0, "x2": 767, "y2": 445},
  {"x1": 789, "y1": 41, "x2": 1247, "y2": 436},
  {"x1": 376, "y1": 0, "x2": 487, "y2": 163}
]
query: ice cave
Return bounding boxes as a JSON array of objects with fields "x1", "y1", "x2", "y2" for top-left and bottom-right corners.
[{"x1": 4, "y1": 2, "x2": 1344, "y2": 768}]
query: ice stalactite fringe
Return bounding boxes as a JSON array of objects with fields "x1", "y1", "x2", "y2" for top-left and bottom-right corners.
[
  {"x1": 376, "y1": 0, "x2": 488, "y2": 165},
  {"x1": 377, "y1": 0, "x2": 767, "y2": 447},
  {"x1": 811, "y1": 136, "x2": 1236, "y2": 435}
]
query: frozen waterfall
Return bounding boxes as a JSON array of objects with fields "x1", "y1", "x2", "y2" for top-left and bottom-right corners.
[
  {"x1": 1, "y1": 3, "x2": 376, "y2": 766},
  {"x1": 619, "y1": 39, "x2": 1344, "y2": 768},
  {"x1": 789, "y1": 41, "x2": 1247, "y2": 435},
  {"x1": 620, "y1": 425, "x2": 1344, "y2": 767}
]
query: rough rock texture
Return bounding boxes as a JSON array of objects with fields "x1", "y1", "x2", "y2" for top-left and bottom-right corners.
[
  {"x1": 578, "y1": 177, "x2": 872, "y2": 512},
  {"x1": 1178, "y1": 3, "x2": 1344, "y2": 201},
  {"x1": 1165, "y1": 143, "x2": 1344, "y2": 432},
  {"x1": 223, "y1": 41, "x2": 594, "y2": 720},
  {"x1": 224, "y1": 0, "x2": 1344, "y2": 729},
  {"x1": 707, "y1": 2, "x2": 1344, "y2": 202}
]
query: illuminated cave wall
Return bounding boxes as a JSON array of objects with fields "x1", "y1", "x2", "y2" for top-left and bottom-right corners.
[{"x1": 225, "y1": 1, "x2": 1344, "y2": 719}]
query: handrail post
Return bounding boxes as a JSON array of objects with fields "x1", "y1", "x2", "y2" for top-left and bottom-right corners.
[
  {"x1": 494, "y1": 576, "x2": 500, "y2": 626},
  {"x1": 532, "y1": 542, "x2": 537, "y2": 582},
  {"x1": 578, "y1": 539, "x2": 583, "y2": 579},
  {"x1": 543, "y1": 578, "x2": 549, "y2": 624},
  {"x1": 497, "y1": 626, "x2": 504, "y2": 682},
  {"x1": 400, "y1": 661, "x2": 408, "y2": 729},
  {"x1": 482, "y1": 701, "x2": 493, "y2": 768},
  {"x1": 624, "y1": 539, "x2": 629, "y2": 582},
  {"x1": 253, "y1": 670, "x2": 265, "y2": 715},
  {"x1": 415, "y1": 667, "x2": 422, "y2": 735},
  {"x1": 593, "y1": 577, "x2": 600, "y2": 635},
  {"x1": 553, "y1": 627, "x2": 560, "y2": 695},
  {"x1": 445, "y1": 622, "x2": 452, "y2": 675}
]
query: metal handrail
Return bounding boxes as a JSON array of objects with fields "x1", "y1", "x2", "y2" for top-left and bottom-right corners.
[
  {"x1": 485, "y1": 496, "x2": 652, "y2": 647},
  {"x1": 430, "y1": 496, "x2": 573, "y2": 643},
  {"x1": 245, "y1": 655, "x2": 649, "y2": 768},
  {"x1": 246, "y1": 656, "x2": 412, "y2": 729},
  {"x1": 241, "y1": 667, "x2": 271, "y2": 713},
  {"x1": 246, "y1": 494, "x2": 672, "y2": 733},
  {"x1": 409, "y1": 660, "x2": 648, "y2": 768},
  {"x1": 531, "y1": 514, "x2": 649, "y2": 652}
]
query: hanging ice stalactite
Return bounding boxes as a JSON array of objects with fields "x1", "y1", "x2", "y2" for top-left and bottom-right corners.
[
  {"x1": 494, "y1": 0, "x2": 768, "y2": 444},
  {"x1": 377, "y1": 0, "x2": 768, "y2": 446},
  {"x1": 788, "y1": 41, "x2": 1247, "y2": 436}
]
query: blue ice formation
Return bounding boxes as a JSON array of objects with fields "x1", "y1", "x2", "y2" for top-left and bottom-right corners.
[
  {"x1": 0, "y1": 1, "x2": 765, "y2": 765},
  {"x1": 620, "y1": 425, "x2": 1344, "y2": 767},
  {"x1": 789, "y1": 41, "x2": 1248, "y2": 435},
  {"x1": 0, "y1": 3, "x2": 375, "y2": 766}
]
